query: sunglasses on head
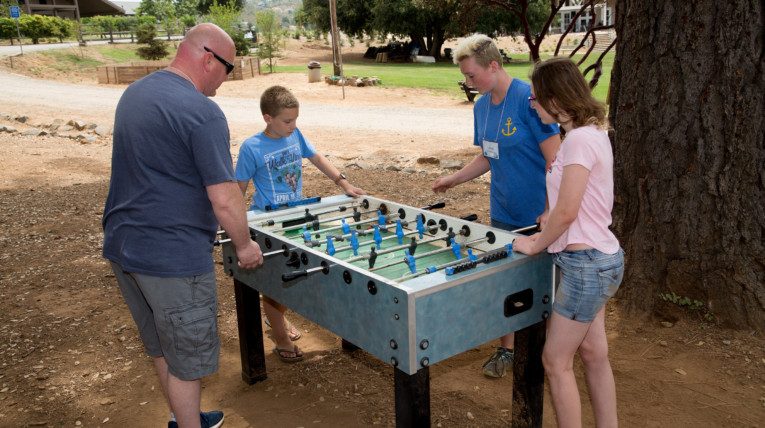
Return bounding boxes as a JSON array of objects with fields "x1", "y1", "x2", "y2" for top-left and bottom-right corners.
[{"x1": 204, "y1": 46, "x2": 234, "y2": 75}]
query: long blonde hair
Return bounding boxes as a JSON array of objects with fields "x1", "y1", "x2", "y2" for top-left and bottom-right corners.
[{"x1": 530, "y1": 57, "x2": 608, "y2": 130}]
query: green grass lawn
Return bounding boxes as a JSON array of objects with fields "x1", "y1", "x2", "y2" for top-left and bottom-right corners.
[
  {"x1": 38, "y1": 44, "x2": 178, "y2": 72},
  {"x1": 274, "y1": 52, "x2": 614, "y2": 103}
]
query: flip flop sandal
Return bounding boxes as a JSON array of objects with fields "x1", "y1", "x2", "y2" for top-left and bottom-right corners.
[
  {"x1": 264, "y1": 317, "x2": 301, "y2": 341},
  {"x1": 272, "y1": 345, "x2": 304, "y2": 362},
  {"x1": 288, "y1": 324, "x2": 302, "y2": 341}
]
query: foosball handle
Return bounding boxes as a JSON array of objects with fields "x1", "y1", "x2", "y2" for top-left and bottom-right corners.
[
  {"x1": 460, "y1": 213, "x2": 478, "y2": 222},
  {"x1": 421, "y1": 201, "x2": 446, "y2": 210},
  {"x1": 282, "y1": 270, "x2": 309, "y2": 282}
]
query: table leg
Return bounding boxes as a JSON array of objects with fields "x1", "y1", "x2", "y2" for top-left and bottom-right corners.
[
  {"x1": 511, "y1": 320, "x2": 546, "y2": 427},
  {"x1": 341, "y1": 338, "x2": 360, "y2": 351},
  {"x1": 394, "y1": 366, "x2": 430, "y2": 428},
  {"x1": 234, "y1": 278, "x2": 268, "y2": 384}
]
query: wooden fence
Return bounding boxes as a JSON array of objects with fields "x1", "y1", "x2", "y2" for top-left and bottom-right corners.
[{"x1": 97, "y1": 56, "x2": 261, "y2": 85}]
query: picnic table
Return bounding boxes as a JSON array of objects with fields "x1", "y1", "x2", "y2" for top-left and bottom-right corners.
[{"x1": 458, "y1": 81, "x2": 479, "y2": 102}]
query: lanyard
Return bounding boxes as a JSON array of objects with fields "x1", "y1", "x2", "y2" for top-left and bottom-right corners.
[{"x1": 482, "y1": 90, "x2": 508, "y2": 142}]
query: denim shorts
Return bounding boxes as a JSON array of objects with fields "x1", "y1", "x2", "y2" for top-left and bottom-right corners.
[
  {"x1": 551, "y1": 247, "x2": 625, "y2": 323},
  {"x1": 110, "y1": 261, "x2": 220, "y2": 381}
]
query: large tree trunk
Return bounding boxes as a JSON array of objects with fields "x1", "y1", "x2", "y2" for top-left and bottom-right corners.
[{"x1": 609, "y1": 0, "x2": 764, "y2": 329}]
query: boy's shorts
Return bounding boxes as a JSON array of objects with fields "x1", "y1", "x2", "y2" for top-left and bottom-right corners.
[
  {"x1": 551, "y1": 248, "x2": 625, "y2": 323},
  {"x1": 110, "y1": 261, "x2": 220, "y2": 380}
]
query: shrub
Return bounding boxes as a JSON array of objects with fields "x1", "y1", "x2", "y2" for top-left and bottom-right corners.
[{"x1": 136, "y1": 22, "x2": 168, "y2": 60}]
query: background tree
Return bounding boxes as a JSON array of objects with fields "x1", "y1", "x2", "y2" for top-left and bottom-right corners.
[
  {"x1": 254, "y1": 9, "x2": 284, "y2": 73},
  {"x1": 204, "y1": 0, "x2": 248, "y2": 55},
  {"x1": 0, "y1": 0, "x2": 20, "y2": 19},
  {"x1": 197, "y1": 0, "x2": 243, "y2": 15},
  {"x1": 48, "y1": 15, "x2": 73, "y2": 42},
  {"x1": 0, "y1": 17, "x2": 18, "y2": 45},
  {"x1": 608, "y1": 0, "x2": 764, "y2": 329},
  {"x1": 135, "y1": 22, "x2": 169, "y2": 60},
  {"x1": 18, "y1": 15, "x2": 48, "y2": 44}
]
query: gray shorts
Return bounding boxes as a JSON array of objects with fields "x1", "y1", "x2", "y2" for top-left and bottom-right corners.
[{"x1": 110, "y1": 261, "x2": 220, "y2": 380}]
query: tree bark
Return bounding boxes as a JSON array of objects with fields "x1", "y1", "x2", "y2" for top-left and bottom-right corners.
[{"x1": 609, "y1": 0, "x2": 764, "y2": 329}]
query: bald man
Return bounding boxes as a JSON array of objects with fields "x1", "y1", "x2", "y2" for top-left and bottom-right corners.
[{"x1": 103, "y1": 23, "x2": 262, "y2": 428}]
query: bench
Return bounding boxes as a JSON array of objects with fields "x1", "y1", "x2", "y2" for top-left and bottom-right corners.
[
  {"x1": 499, "y1": 49, "x2": 512, "y2": 63},
  {"x1": 458, "y1": 81, "x2": 479, "y2": 102}
]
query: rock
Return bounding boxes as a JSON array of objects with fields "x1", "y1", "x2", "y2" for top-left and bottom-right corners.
[
  {"x1": 87, "y1": 123, "x2": 98, "y2": 130},
  {"x1": 417, "y1": 156, "x2": 439, "y2": 165},
  {"x1": 58, "y1": 125, "x2": 73, "y2": 132},
  {"x1": 77, "y1": 135, "x2": 97, "y2": 144},
  {"x1": 675, "y1": 368, "x2": 687, "y2": 375},
  {"x1": 440, "y1": 159, "x2": 464, "y2": 170},
  {"x1": 347, "y1": 160, "x2": 372, "y2": 170},
  {"x1": 386, "y1": 165, "x2": 401, "y2": 172},
  {"x1": 403, "y1": 168, "x2": 417, "y2": 174},
  {"x1": 100, "y1": 398, "x2": 115, "y2": 405},
  {"x1": 69, "y1": 120, "x2": 87, "y2": 130},
  {"x1": 466, "y1": 411, "x2": 474, "y2": 420},
  {"x1": 94, "y1": 124, "x2": 111, "y2": 136},
  {"x1": 659, "y1": 340, "x2": 668, "y2": 346},
  {"x1": 15, "y1": 115, "x2": 29, "y2": 123},
  {"x1": 47, "y1": 119, "x2": 63, "y2": 129},
  {"x1": 660, "y1": 321, "x2": 674, "y2": 328},
  {"x1": 22, "y1": 129, "x2": 47, "y2": 136},
  {"x1": 3, "y1": 126, "x2": 17, "y2": 134}
]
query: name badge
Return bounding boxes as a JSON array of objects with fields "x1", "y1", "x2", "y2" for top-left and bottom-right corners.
[{"x1": 482, "y1": 139, "x2": 499, "y2": 159}]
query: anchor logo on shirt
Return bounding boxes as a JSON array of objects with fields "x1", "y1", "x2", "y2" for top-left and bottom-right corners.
[{"x1": 502, "y1": 117, "x2": 517, "y2": 136}]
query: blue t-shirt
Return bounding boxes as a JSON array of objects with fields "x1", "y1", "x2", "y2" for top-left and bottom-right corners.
[
  {"x1": 473, "y1": 78, "x2": 559, "y2": 226},
  {"x1": 102, "y1": 70, "x2": 235, "y2": 277},
  {"x1": 235, "y1": 128, "x2": 317, "y2": 211}
]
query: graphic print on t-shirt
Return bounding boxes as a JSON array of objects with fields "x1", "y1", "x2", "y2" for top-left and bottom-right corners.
[
  {"x1": 265, "y1": 146, "x2": 303, "y2": 204},
  {"x1": 501, "y1": 116, "x2": 517, "y2": 136}
]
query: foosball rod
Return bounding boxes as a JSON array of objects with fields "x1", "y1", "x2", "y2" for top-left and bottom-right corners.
[
  {"x1": 269, "y1": 205, "x2": 370, "y2": 234},
  {"x1": 370, "y1": 236, "x2": 490, "y2": 272},
  {"x1": 341, "y1": 226, "x2": 449, "y2": 263},
  {"x1": 294, "y1": 212, "x2": 404, "y2": 243},
  {"x1": 328, "y1": 221, "x2": 438, "y2": 256},
  {"x1": 396, "y1": 244, "x2": 512, "y2": 281},
  {"x1": 257, "y1": 202, "x2": 362, "y2": 228},
  {"x1": 333, "y1": 212, "x2": 476, "y2": 257}
]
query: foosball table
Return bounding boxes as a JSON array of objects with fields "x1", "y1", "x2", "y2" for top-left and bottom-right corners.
[{"x1": 219, "y1": 195, "x2": 554, "y2": 427}]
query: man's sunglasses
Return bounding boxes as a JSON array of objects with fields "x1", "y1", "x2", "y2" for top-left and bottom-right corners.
[{"x1": 204, "y1": 46, "x2": 234, "y2": 75}]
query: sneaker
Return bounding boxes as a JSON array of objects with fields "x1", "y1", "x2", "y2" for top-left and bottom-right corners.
[
  {"x1": 168, "y1": 411, "x2": 224, "y2": 428},
  {"x1": 482, "y1": 346, "x2": 514, "y2": 378}
]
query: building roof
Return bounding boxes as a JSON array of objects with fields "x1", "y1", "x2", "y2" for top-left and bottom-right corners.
[
  {"x1": 110, "y1": 1, "x2": 140, "y2": 15},
  {"x1": 78, "y1": 0, "x2": 126, "y2": 16}
]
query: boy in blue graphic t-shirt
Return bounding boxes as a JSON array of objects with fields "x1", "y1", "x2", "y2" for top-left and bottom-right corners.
[{"x1": 235, "y1": 85, "x2": 365, "y2": 362}]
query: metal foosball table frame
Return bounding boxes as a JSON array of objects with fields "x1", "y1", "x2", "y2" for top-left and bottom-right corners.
[{"x1": 220, "y1": 195, "x2": 554, "y2": 427}]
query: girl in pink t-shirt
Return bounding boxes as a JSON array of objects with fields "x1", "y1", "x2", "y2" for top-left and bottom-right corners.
[{"x1": 513, "y1": 57, "x2": 625, "y2": 428}]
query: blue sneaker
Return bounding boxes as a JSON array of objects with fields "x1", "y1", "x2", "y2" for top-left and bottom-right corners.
[{"x1": 168, "y1": 411, "x2": 224, "y2": 428}]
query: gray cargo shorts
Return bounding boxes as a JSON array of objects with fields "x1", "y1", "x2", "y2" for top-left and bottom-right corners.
[{"x1": 110, "y1": 261, "x2": 220, "y2": 380}]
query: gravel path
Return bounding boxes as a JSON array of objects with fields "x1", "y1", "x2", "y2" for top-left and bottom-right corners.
[{"x1": 0, "y1": 69, "x2": 473, "y2": 149}]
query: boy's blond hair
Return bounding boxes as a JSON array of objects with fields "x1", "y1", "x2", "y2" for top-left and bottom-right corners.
[
  {"x1": 260, "y1": 85, "x2": 299, "y2": 117},
  {"x1": 453, "y1": 34, "x2": 502, "y2": 68}
]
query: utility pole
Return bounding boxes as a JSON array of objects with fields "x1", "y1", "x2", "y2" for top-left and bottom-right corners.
[{"x1": 329, "y1": 0, "x2": 341, "y2": 76}]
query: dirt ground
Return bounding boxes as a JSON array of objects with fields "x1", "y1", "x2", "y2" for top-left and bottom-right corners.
[{"x1": 0, "y1": 38, "x2": 764, "y2": 428}]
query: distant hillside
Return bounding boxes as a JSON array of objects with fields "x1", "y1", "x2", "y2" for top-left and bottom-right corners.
[{"x1": 245, "y1": 0, "x2": 302, "y2": 26}]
